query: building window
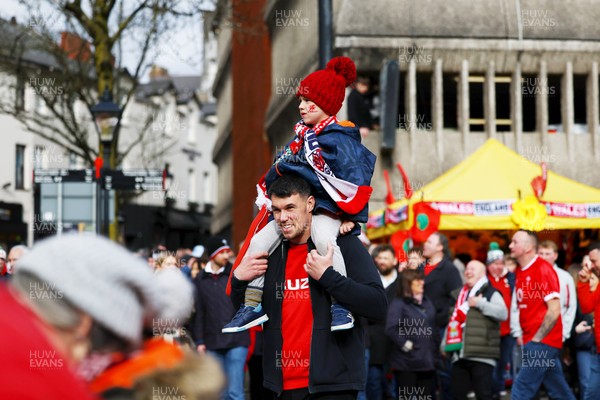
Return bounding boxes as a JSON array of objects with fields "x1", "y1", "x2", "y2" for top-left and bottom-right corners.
[
  {"x1": 416, "y1": 73, "x2": 433, "y2": 130},
  {"x1": 15, "y1": 145, "x2": 26, "y2": 189},
  {"x1": 495, "y1": 76, "x2": 512, "y2": 132},
  {"x1": 547, "y1": 74, "x2": 562, "y2": 132},
  {"x1": 16, "y1": 75, "x2": 25, "y2": 111},
  {"x1": 468, "y1": 76, "x2": 484, "y2": 132},
  {"x1": 521, "y1": 74, "x2": 536, "y2": 133},
  {"x1": 574, "y1": 74, "x2": 587, "y2": 132},
  {"x1": 443, "y1": 73, "x2": 458, "y2": 129}
]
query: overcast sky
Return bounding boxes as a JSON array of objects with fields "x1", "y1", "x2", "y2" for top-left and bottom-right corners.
[{"x1": 1, "y1": 0, "x2": 206, "y2": 81}]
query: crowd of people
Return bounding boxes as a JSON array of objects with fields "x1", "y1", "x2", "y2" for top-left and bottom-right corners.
[
  {"x1": 4, "y1": 55, "x2": 600, "y2": 400},
  {"x1": 4, "y1": 225, "x2": 599, "y2": 400}
]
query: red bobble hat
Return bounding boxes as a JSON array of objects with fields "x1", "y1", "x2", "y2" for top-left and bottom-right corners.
[{"x1": 296, "y1": 56, "x2": 357, "y2": 116}]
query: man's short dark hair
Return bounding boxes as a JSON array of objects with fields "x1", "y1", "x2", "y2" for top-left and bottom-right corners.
[
  {"x1": 588, "y1": 241, "x2": 600, "y2": 253},
  {"x1": 518, "y1": 229, "x2": 539, "y2": 249},
  {"x1": 267, "y1": 174, "x2": 312, "y2": 199},
  {"x1": 372, "y1": 244, "x2": 395, "y2": 259}
]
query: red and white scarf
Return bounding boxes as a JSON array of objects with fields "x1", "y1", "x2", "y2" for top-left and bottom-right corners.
[
  {"x1": 259, "y1": 116, "x2": 371, "y2": 215},
  {"x1": 445, "y1": 277, "x2": 488, "y2": 352}
]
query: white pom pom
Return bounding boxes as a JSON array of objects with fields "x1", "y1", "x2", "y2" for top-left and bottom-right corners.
[{"x1": 255, "y1": 184, "x2": 272, "y2": 211}]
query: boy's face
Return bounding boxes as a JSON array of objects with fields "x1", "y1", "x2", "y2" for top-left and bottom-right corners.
[{"x1": 298, "y1": 97, "x2": 328, "y2": 125}]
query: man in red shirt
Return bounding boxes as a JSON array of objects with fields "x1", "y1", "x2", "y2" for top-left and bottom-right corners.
[
  {"x1": 576, "y1": 242, "x2": 600, "y2": 400},
  {"x1": 231, "y1": 174, "x2": 387, "y2": 399},
  {"x1": 509, "y1": 230, "x2": 575, "y2": 400}
]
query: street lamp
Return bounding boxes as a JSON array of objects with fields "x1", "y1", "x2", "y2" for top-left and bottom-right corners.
[{"x1": 91, "y1": 88, "x2": 121, "y2": 236}]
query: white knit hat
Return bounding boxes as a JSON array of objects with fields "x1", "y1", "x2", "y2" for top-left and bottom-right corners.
[
  {"x1": 152, "y1": 267, "x2": 194, "y2": 328},
  {"x1": 15, "y1": 234, "x2": 161, "y2": 347}
]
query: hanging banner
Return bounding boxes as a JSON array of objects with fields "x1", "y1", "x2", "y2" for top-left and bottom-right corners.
[{"x1": 385, "y1": 205, "x2": 408, "y2": 224}]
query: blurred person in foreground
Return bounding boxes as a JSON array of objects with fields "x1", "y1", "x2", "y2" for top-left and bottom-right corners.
[
  {"x1": 443, "y1": 260, "x2": 507, "y2": 400},
  {"x1": 89, "y1": 267, "x2": 225, "y2": 400},
  {"x1": 0, "y1": 234, "x2": 162, "y2": 399},
  {"x1": 385, "y1": 269, "x2": 437, "y2": 399}
]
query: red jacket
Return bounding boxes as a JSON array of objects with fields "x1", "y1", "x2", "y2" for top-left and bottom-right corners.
[
  {"x1": 577, "y1": 280, "x2": 600, "y2": 354},
  {"x1": 0, "y1": 284, "x2": 97, "y2": 399}
]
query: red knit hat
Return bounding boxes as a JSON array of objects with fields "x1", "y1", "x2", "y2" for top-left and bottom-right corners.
[{"x1": 296, "y1": 56, "x2": 357, "y2": 116}]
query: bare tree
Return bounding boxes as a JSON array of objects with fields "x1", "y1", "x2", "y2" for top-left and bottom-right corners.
[{"x1": 0, "y1": 0, "x2": 210, "y2": 240}]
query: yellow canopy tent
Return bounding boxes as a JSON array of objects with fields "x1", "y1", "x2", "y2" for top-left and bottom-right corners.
[{"x1": 367, "y1": 138, "x2": 600, "y2": 240}]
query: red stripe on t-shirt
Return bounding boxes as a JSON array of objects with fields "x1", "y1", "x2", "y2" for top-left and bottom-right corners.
[{"x1": 281, "y1": 243, "x2": 313, "y2": 390}]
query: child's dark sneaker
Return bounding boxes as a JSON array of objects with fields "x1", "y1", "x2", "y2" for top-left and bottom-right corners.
[
  {"x1": 331, "y1": 304, "x2": 354, "y2": 331},
  {"x1": 222, "y1": 304, "x2": 269, "y2": 333}
]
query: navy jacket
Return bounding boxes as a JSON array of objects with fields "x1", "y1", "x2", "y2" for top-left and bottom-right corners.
[
  {"x1": 366, "y1": 274, "x2": 400, "y2": 365},
  {"x1": 230, "y1": 234, "x2": 387, "y2": 395},
  {"x1": 265, "y1": 121, "x2": 376, "y2": 222},
  {"x1": 423, "y1": 257, "x2": 463, "y2": 330},
  {"x1": 385, "y1": 296, "x2": 438, "y2": 371},
  {"x1": 192, "y1": 262, "x2": 249, "y2": 350}
]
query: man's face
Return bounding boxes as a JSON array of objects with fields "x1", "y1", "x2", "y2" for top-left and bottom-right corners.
[
  {"x1": 7, "y1": 248, "x2": 22, "y2": 267},
  {"x1": 271, "y1": 193, "x2": 315, "y2": 244},
  {"x1": 538, "y1": 247, "x2": 558, "y2": 265},
  {"x1": 298, "y1": 97, "x2": 328, "y2": 126},
  {"x1": 487, "y1": 259, "x2": 504, "y2": 277},
  {"x1": 423, "y1": 234, "x2": 440, "y2": 258},
  {"x1": 589, "y1": 249, "x2": 600, "y2": 272},
  {"x1": 212, "y1": 250, "x2": 230, "y2": 268},
  {"x1": 465, "y1": 261, "x2": 485, "y2": 288},
  {"x1": 374, "y1": 250, "x2": 397, "y2": 275},
  {"x1": 509, "y1": 231, "x2": 532, "y2": 260}
]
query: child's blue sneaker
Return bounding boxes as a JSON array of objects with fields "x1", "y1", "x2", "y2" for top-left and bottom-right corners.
[
  {"x1": 331, "y1": 304, "x2": 354, "y2": 331},
  {"x1": 222, "y1": 304, "x2": 269, "y2": 333}
]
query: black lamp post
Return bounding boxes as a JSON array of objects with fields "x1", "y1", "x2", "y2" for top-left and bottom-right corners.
[{"x1": 91, "y1": 88, "x2": 121, "y2": 236}]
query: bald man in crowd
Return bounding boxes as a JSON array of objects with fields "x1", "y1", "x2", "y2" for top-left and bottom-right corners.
[
  {"x1": 443, "y1": 260, "x2": 507, "y2": 399},
  {"x1": 509, "y1": 230, "x2": 575, "y2": 400}
]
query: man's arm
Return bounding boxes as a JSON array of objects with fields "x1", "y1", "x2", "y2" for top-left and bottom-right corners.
[
  {"x1": 475, "y1": 292, "x2": 508, "y2": 322},
  {"x1": 532, "y1": 298, "x2": 560, "y2": 342},
  {"x1": 510, "y1": 287, "x2": 522, "y2": 342},
  {"x1": 228, "y1": 251, "x2": 269, "y2": 309},
  {"x1": 311, "y1": 236, "x2": 387, "y2": 321}
]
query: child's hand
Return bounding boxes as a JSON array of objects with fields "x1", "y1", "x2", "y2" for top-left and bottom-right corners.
[{"x1": 339, "y1": 220, "x2": 355, "y2": 235}]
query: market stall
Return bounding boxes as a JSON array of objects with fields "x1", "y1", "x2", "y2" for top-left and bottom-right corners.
[{"x1": 367, "y1": 139, "x2": 600, "y2": 243}]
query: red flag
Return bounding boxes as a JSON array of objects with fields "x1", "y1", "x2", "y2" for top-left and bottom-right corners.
[
  {"x1": 411, "y1": 202, "x2": 441, "y2": 243},
  {"x1": 383, "y1": 170, "x2": 396, "y2": 205},
  {"x1": 390, "y1": 230, "x2": 413, "y2": 262},
  {"x1": 530, "y1": 162, "x2": 548, "y2": 199},
  {"x1": 396, "y1": 162, "x2": 413, "y2": 199}
]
